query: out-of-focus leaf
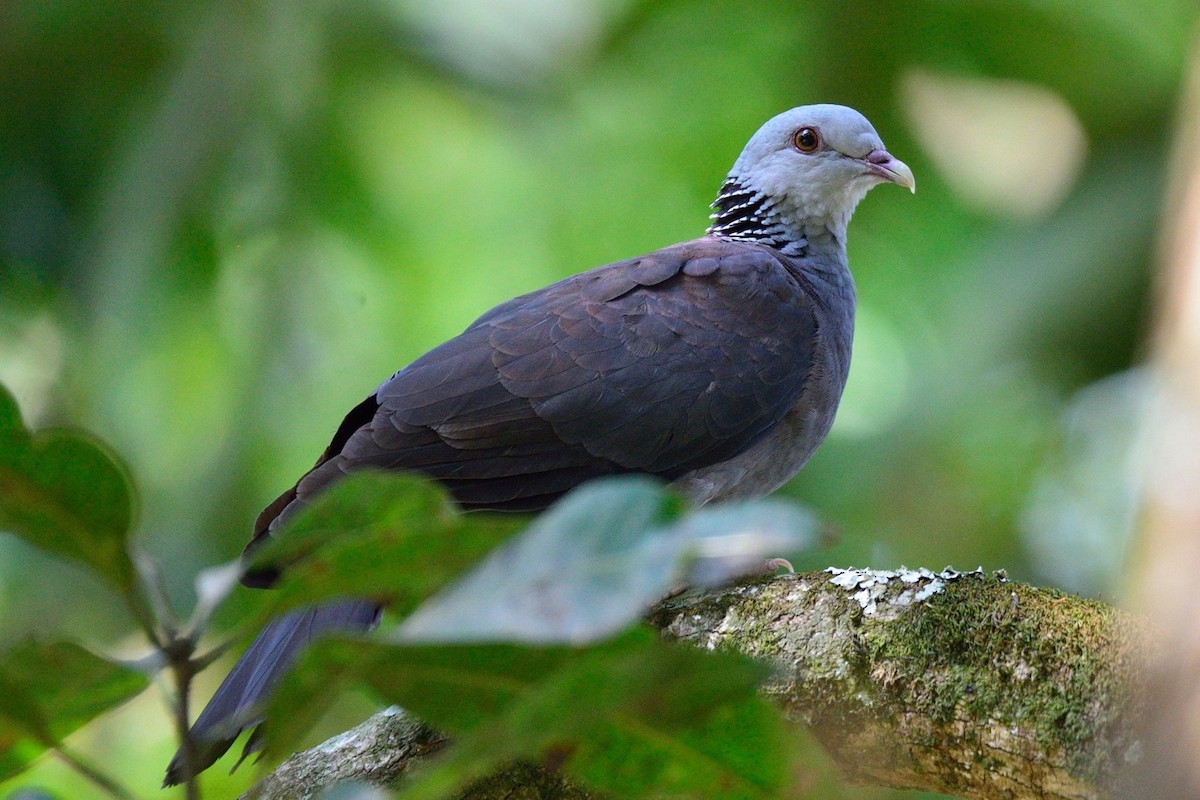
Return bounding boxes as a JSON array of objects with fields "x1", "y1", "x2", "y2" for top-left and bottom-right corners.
[
  {"x1": 248, "y1": 472, "x2": 525, "y2": 626},
  {"x1": 5, "y1": 789, "x2": 62, "y2": 800},
  {"x1": 0, "y1": 641, "x2": 149, "y2": 780},
  {"x1": 401, "y1": 634, "x2": 787, "y2": 800},
  {"x1": 399, "y1": 477, "x2": 818, "y2": 644},
  {"x1": 318, "y1": 782, "x2": 391, "y2": 800},
  {"x1": 262, "y1": 638, "x2": 573, "y2": 756},
  {"x1": 0, "y1": 383, "x2": 137, "y2": 591},
  {"x1": 190, "y1": 560, "x2": 244, "y2": 635},
  {"x1": 254, "y1": 475, "x2": 811, "y2": 788},
  {"x1": 668, "y1": 498, "x2": 820, "y2": 586},
  {"x1": 267, "y1": 630, "x2": 788, "y2": 800}
]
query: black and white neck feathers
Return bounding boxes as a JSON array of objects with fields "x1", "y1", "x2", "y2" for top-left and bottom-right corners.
[{"x1": 706, "y1": 178, "x2": 807, "y2": 256}]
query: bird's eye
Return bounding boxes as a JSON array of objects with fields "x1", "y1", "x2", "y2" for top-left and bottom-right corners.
[{"x1": 793, "y1": 127, "x2": 820, "y2": 153}]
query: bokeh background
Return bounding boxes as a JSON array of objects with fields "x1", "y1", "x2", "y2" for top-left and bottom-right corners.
[{"x1": 2, "y1": 0, "x2": 1199, "y2": 796}]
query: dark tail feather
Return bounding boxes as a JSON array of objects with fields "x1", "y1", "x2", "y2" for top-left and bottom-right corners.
[{"x1": 163, "y1": 599, "x2": 380, "y2": 787}]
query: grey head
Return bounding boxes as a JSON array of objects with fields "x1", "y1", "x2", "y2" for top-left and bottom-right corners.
[{"x1": 708, "y1": 104, "x2": 914, "y2": 254}]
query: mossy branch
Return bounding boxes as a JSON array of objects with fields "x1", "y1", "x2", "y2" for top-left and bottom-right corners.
[{"x1": 242, "y1": 570, "x2": 1149, "y2": 800}]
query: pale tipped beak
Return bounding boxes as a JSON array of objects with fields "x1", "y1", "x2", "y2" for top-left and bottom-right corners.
[{"x1": 864, "y1": 149, "x2": 916, "y2": 193}]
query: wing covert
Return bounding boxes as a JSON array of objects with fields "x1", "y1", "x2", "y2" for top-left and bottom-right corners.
[{"x1": 249, "y1": 238, "x2": 818, "y2": 563}]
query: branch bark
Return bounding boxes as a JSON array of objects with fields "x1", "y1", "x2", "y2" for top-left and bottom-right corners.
[{"x1": 243, "y1": 569, "x2": 1149, "y2": 800}]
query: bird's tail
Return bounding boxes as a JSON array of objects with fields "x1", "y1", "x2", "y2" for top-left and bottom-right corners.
[{"x1": 163, "y1": 599, "x2": 380, "y2": 787}]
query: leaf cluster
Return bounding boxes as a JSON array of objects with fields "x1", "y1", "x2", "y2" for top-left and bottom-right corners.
[{"x1": 0, "y1": 381, "x2": 818, "y2": 799}]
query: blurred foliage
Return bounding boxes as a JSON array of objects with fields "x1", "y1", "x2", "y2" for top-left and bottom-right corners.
[
  {"x1": 240, "y1": 472, "x2": 524, "y2": 626},
  {"x1": 0, "y1": 382, "x2": 817, "y2": 798},
  {"x1": 0, "y1": 640, "x2": 148, "y2": 783},
  {"x1": 0, "y1": 383, "x2": 137, "y2": 592},
  {"x1": 2, "y1": 0, "x2": 1198, "y2": 796},
  {"x1": 269, "y1": 632, "x2": 790, "y2": 800},
  {"x1": 395, "y1": 478, "x2": 815, "y2": 643}
]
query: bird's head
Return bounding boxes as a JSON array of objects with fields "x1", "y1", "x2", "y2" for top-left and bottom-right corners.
[{"x1": 712, "y1": 104, "x2": 914, "y2": 252}]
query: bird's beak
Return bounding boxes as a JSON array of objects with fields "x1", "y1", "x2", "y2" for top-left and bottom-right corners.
[{"x1": 863, "y1": 149, "x2": 916, "y2": 194}]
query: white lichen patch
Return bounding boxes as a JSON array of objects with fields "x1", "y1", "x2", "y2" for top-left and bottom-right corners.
[{"x1": 826, "y1": 566, "x2": 986, "y2": 615}]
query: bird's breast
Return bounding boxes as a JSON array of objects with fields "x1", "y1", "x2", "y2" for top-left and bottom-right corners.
[{"x1": 672, "y1": 266, "x2": 854, "y2": 505}]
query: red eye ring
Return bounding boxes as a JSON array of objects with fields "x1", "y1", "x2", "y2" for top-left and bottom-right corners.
[{"x1": 793, "y1": 127, "x2": 820, "y2": 153}]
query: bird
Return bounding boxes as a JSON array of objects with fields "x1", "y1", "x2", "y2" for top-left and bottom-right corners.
[{"x1": 164, "y1": 103, "x2": 914, "y2": 785}]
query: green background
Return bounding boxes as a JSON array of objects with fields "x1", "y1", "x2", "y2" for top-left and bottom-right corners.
[{"x1": 1, "y1": 0, "x2": 1195, "y2": 796}]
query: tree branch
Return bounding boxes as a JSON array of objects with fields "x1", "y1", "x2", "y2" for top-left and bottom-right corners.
[{"x1": 243, "y1": 569, "x2": 1149, "y2": 800}]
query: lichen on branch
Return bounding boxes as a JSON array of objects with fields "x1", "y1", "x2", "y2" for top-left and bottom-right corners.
[{"x1": 656, "y1": 569, "x2": 1148, "y2": 800}]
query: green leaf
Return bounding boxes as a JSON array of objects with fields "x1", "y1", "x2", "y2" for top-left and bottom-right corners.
[
  {"x1": 0, "y1": 386, "x2": 21, "y2": 436},
  {"x1": 249, "y1": 472, "x2": 525, "y2": 626},
  {"x1": 0, "y1": 640, "x2": 150, "y2": 780},
  {"x1": 255, "y1": 476, "x2": 810, "y2": 797},
  {"x1": 267, "y1": 630, "x2": 788, "y2": 800},
  {"x1": 317, "y1": 783, "x2": 391, "y2": 800},
  {"x1": 262, "y1": 638, "x2": 575, "y2": 756},
  {"x1": 574, "y1": 695, "x2": 789, "y2": 800},
  {"x1": 399, "y1": 477, "x2": 817, "y2": 644},
  {"x1": 408, "y1": 635, "x2": 787, "y2": 800},
  {"x1": 0, "y1": 383, "x2": 137, "y2": 591}
]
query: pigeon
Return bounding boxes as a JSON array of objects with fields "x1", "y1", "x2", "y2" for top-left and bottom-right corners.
[{"x1": 164, "y1": 103, "x2": 914, "y2": 785}]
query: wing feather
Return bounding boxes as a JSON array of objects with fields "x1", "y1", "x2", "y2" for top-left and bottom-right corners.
[{"x1": 243, "y1": 238, "x2": 818, "y2": 573}]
